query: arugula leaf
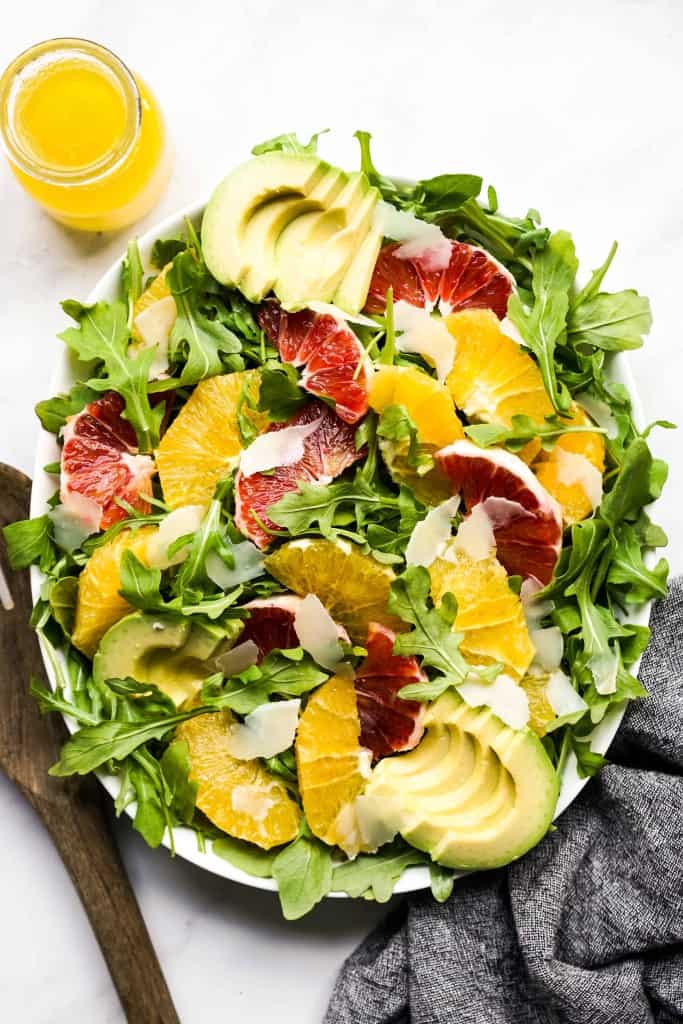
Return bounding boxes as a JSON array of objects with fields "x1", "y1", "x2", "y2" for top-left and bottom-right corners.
[
  {"x1": 47, "y1": 575, "x2": 78, "y2": 636},
  {"x1": 377, "y1": 405, "x2": 434, "y2": 472},
  {"x1": 252, "y1": 130, "x2": 328, "y2": 156},
  {"x1": 388, "y1": 567, "x2": 469, "y2": 687},
  {"x1": 213, "y1": 836, "x2": 278, "y2": 878},
  {"x1": 150, "y1": 236, "x2": 187, "y2": 269},
  {"x1": 49, "y1": 706, "x2": 211, "y2": 776},
  {"x1": 121, "y1": 240, "x2": 144, "y2": 325},
  {"x1": 160, "y1": 739, "x2": 197, "y2": 825},
  {"x1": 129, "y1": 758, "x2": 167, "y2": 847},
  {"x1": 269, "y1": 477, "x2": 399, "y2": 538},
  {"x1": 118, "y1": 550, "x2": 164, "y2": 610},
  {"x1": 58, "y1": 299, "x2": 162, "y2": 450},
  {"x1": 465, "y1": 413, "x2": 603, "y2": 454},
  {"x1": 3, "y1": 515, "x2": 56, "y2": 571},
  {"x1": 272, "y1": 834, "x2": 334, "y2": 919},
  {"x1": 601, "y1": 438, "x2": 663, "y2": 527},
  {"x1": 35, "y1": 381, "x2": 97, "y2": 434},
  {"x1": 568, "y1": 290, "x2": 651, "y2": 352},
  {"x1": 202, "y1": 650, "x2": 328, "y2": 715},
  {"x1": 332, "y1": 841, "x2": 426, "y2": 902},
  {"x1": 167, "y1": 251, "x2": 242, "y2": 386},
  {"x1": 429, "y1": 862, "x2": 456, "y2": 903},
  {"x1": 258, "y1": 363, "x2": 307, "y2": 421},
  {"x1": 508, "y1": 231, "x2": 578, "y2": 413},
  {"x1": 607, "y1": 524, "x2": 669, "y2": 604},
  {"x1": 571, "y1": 736, "x2": 608, "y2": 779},
  {"x1": 409, "y1": 173, "x2": 483, "y2": 219}
]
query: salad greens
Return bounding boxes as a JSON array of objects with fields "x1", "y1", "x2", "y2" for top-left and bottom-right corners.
[{"x1": 2, "y1": 129, "x2": 670, "y2": 919}]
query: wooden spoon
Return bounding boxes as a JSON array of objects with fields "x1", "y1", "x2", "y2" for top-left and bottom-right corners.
[{"x1": 0, "y1": 464, "x2": 180, "y2": 1024}]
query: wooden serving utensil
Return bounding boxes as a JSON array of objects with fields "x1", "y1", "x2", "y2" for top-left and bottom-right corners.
[{"x1": 0, "y1": 464, "x2": 180, "y2": 1024}]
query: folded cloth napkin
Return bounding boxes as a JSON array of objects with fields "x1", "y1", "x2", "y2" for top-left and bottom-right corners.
[{"x1": 326, "y1": 578, "x2": 683, "y2": 1024}]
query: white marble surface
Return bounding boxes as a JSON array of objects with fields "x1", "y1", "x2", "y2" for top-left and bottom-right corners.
[{"x1": 1, "y1": 1, "x2": 681, "y2": 1020}]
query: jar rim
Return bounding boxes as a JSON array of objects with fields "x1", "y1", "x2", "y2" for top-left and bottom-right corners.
[{"x1": 0, "y1": 37, "x2": 141, "y2": 186}]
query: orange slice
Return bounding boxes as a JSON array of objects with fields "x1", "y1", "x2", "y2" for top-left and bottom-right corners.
[
  {"x1": 131, "y1": 264, "x2": 173, "y2": 342},
  {"x1": 177, "y1": 710, "x2": 300, "y2": 849},
  {"x1": 156, "y1": 370, "x2": 267, "y2": 509},
  {"x1": 368, "y1": 365, "x2": 464, "y2": 448},
  {"x1": 429, "y1": 541, "x2": 534, "y2": 678},
  {"x1": 519, "y1": 671, "x2": 557, "y2": 736},
  {"x1": 264, "y1": 538, "x2": 403, "y2": 644},
  {"x1": 533, "y1": 403, "x2": 605, "y2": 525},
  {"x1": 296, "y1": 675, "x2": 367, "y2": 854},
  {"x1": 445, "y1": 309, "x2": 553, "y2": 463},
  {"x1": 72, "y1": 526, "x2": 156, "y2": 658}
]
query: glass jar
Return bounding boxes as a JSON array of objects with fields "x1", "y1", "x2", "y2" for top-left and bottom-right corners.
[{"x1": 0, "y1": 38, "x2": 173, "y2": 231}]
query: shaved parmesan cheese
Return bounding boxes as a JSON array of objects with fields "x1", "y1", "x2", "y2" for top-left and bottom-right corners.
[
  {"x1": 588, "y1": 649, "x2": 619, "y2": 695},
  {"x1": 294, "y1": 593, "x2": 347, "y2": 671},
  {"x1": 133, "y1": 295, "x2": 177, "y2": 378},
  {"x1": 373, "y1": 201, "x2": 451, "y2": 272},
  {"x1": 457, "y1": 673, "x2": 530, "y2": 730},
  {"x1": 239, "y1": 417, "x2": 322, "y2": 476},
  {"x1": 501, "y1": 316, "x2": 525, "y2": 346},
  {"x1": 530, "y1": 626, "x2": 564, "y2": 671},
  {"x1": 358, "y1": 747, "x2": 373, "y2": 779},
  {"x1": 147, "y1": 505, "x2": 204, "y2": 569},
  {"x1": 231, "y1": 784, "x2": 276, "y2": 821},
  {"x1": 308, "y1": 301, "x2": 377, "y2": 328},
  {"x1": 521, "y1": 577, "x2": 553, "y2": 622},
  {"x1": 215, "y1": 639, "x2": 259, "y2": 677},
  {"x1": 546, "y1": 669, "x2": 588, "y2": 717},
  {"x1": 225, "y1": 699, "x2": 301, "y2": 760},
  {"x1": 452, "y1": 502, "x2": 495, "y2": 561},
  {"x1": 405, "y1": 495, "x2": 461, "y2": 567},
  {"x1": 554, "y1": 449, "x2": 603, "y2": 509},
  {"x1": 205, "y1": 541, "x2": 265, "y2": 590},
  {"x1": 354, "y1": 792, "x2": 402, "y2": 851},
  {"x1": 576, "y1": 392, "x2": 618, "y2": 440},
  {"x1": 50, "y1": 492, "x2": 102, "y2": 550},
  {"x1": 393, "y1": 301, "x2": 456, "y2": 382}
]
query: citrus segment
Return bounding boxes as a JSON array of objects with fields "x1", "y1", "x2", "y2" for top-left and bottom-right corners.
[
  {"x1": 177, "y1": 710, "x2": 300, "y2": 849},
  {"x1": 296, "y1": 675, "x2": 367, "y2": 853},
  {"x1": 436, "y1": 439, "x2": 562, "y2": 585},
  {"x1": 429, "y1": 542, "x2": 535, "y2": 679},
  {"x1": 156, "y1": 370, "x2": 266, "y2": 509},
  {"x1": 72, "y1": 525, "x2": 156, "y2": 658},
  {"x1": 365, "y1": 242, "x2": 513, "y2": 319},
  {"x1": 131, "y1": 264, "x2": 172, "y2": 334},
  {"x1": 368, "y1": 365, "x2": 464, "y2": 448},
  {"x1": 60, "y1": 392, "x2": 156, "y2": 531},
  {"x1": 237, "y1": 596, "x2": 301, "y2": 660},
  {"x1": 258, "y1": 300, "x2": 368, "y2": 424},
  {"x1": 533, "y1": 403, "x2": 606, "y2": 525},
  {"x1": 264, "y1": 538, "x2": 402, "y2": 643},
  {"x1": 235, "y1": 401, "x2": 363, "y2": 549},
  {"x1": 445, "y1": 309, "x2": 554, "y2": 463},
  {"x1": 354, "y1": 623, "x2": 425, "y2": 758},
  {"x1": 519, "y1": 672, "x2": 557, "y2": 737}
]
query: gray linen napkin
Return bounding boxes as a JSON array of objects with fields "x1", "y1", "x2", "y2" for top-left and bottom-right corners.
[{"x1": 326, "y1": 578, "x2": 683, "y2": 1024}]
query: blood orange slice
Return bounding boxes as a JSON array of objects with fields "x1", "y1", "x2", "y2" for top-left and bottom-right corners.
[
  {"x1": 257, "y1": 300, "x2": 368, "y2": 424},
  {"x1": 237, "y1": 596, "x2": 301, "y2": 660},
  {"x1": 355, "y1": 623, "x2": 425, "y2": 759},
  {"x1": 436, "y1": 439, "x2": 562, "y2": 585},
  {"x1": 364, "y1": 241, "x2": 514, "y2": 319},
  {"x1": 61, "y1": 392, "x2": 156, "y2": 531},
  {"x1": 235, "y1": 401, "x2": 363, "y2": 549}
]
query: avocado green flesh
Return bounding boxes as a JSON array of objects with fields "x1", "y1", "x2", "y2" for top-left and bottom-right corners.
[
  {"x1": 334, "y1": 222, "x2": 383, "y2": 314},
  {"x1": 93, "y1": 612, "x2": 223, "y2": 708},
  {"x1": 239, "y1": 167, "x2": 349, "y2": 301},
  {"x1": 365, "y1": 692, "x2": 559, "y2": 871},
  {"x1": 201, "y1": 152, "x2": 327, "y2": 286}
]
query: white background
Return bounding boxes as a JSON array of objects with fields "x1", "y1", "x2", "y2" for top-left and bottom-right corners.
[{"x1": 1, "y1": 1, "x2": 681, "y2": 1020}]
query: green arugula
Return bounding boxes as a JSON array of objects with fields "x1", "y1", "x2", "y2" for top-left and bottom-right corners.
[
  {"x1": 252, "y1": 130, "x2": 328, "y2": 156},
  {"x1": 167, "y1": 250, "x2": 243, "y2": 386},
  {"x1": 58, "y1": 299, "x2": 163, "y2": 450},
  {"x1": 377, "y1": 404, "x2": 434, "y2": 472},
  {"x1": 508, "y1": 231, "x2": 578, "y2": 413},
  {"x1": 3, "y1": 515, "x2": 57, "y2": 571},
  {"x1": 332, "y1": 841, "x2": 426, "y2": 902},
  {"x1": 272, "y1": 832, "x2": 334, "y2": 919},
  {"x1": 121, "y1": 239, "x2": 144, "y2": 325},
  {"x1": 465, "y1": 413, "x2": 604, "y2": 453},
  {"x1": 35, "y1": 381, "x2": 98, "y2": 434},
  {"x1": 201, "y1": 649, "x2": 328, "y2": 715},
  {"x1": 429, "y1": 862, "x2": 456, "y2": 902},
  {"x1": 257, "y1": 362, "x2": 307, "y2": 421},
  {"x1": 568, "y1": 242, "x2": 652, "y2": 352},
  {"x1": 213, "y1": 836, "x2": 278, "y2": 877}
]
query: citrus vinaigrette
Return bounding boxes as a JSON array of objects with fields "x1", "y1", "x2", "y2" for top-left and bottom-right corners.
[{"x1": 0, "y1": 38, "x2": 172, "y2": 231}]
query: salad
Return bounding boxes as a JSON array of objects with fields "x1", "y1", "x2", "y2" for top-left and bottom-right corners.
[{"x1": 4, "y1": 131, "x2": 670, "y2": 920}]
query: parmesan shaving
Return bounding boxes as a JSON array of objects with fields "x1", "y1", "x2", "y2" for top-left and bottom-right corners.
[
  {"x1": 554, "y1": 449, "x2": 603, "y2": 510},
  {"x1": 545, "y1": 669, "x2": 588, "y2": 717},
  {"x1": 133, "y1": 294, "x2": 177, "y2": 378},
  {"x1": 308, "y1": 301, "x2": 377, "y2": 328},
  {"x1": 373, "y1": 201, "x2": 452, "y2": 271},
  {"x1": 239, "y1": 416, "x2": 322, "y2": 476},
  {"x1": 457, "y1": 673, "x2": 530, "y2": 730},
  {"x1": 205, "y1": 541, "x2": 265, "y2": 589},
  {"x1": 405, "y1": 496, "x2": 461, "y2": 567},
  {"x1": 50, "y1": 491, "x2": 102, "y2": 550},
  {"x1": 452, "y1": 502, "x2": 495, "y2": 561},
  {"x1": 530, "y1": 626, "x2": 564, "y2": 671},
  {"x1": 294, "y1": 593, "x2": 347, "y2": 672},
  {"x1": 576, "y1": 392, "x2": 618, "y2": 440},
  {"x1": 393, "y1": 301, "x2": 456, "y2": 382},
  {"x1": 215, "y1": 639, "x2": 260, "y2": 677},
  {"x1": 225, "y1": 699, "x2": 301, "y2": 760},
  {"x1": 147, "y1": 505, "x2": 204, "y2": 569},
  {"x1": 588, "y1": 649, "x2": 619, "y2": 695}
]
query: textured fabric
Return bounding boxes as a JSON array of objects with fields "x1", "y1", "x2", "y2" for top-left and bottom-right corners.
[{"x1": 326, "y1": 578, "x2": 683, "y2": 1024}]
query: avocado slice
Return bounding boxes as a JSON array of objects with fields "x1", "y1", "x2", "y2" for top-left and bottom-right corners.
[
  {"x1": 364, "y1": 691, "x2": 559, "y2": 870},
  {"x1": 201, "y1": 152, "x2": 328, "y2": 286},
  {"x1": 334, "y1": 222, "x2": 383, "y2": 314},
  {"x1": 240, "y1": 166, "x2": 349, "y2": 302},
  {"x1": 93, "y1": 612, "x2": 223, "y2": 707},
  {"x1": 274, "y1": 173, "x2": 380, "y2": 310}
]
